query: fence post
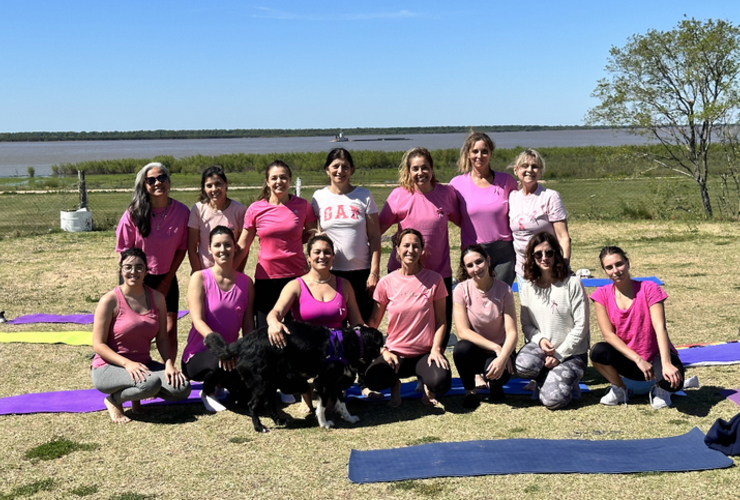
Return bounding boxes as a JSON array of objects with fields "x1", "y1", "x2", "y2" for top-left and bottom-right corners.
[
  {"x1": 296, "y1": 177, "x2": 302, "y2": 197},
  {"x1": 78, "y1": 170, "x2": 88, "y2": 210}
]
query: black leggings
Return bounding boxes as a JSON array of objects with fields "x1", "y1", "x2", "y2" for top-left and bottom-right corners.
[
  {"x1": 254, "y1": 277, "x2": 294, "y2": 329},
  {"x1": 442, "y1": 276, "x2": 453, "y2": 349},
  {"x1": 590, "y1": 342, "x2": 685, "y2": 392},
  {"x1": 364, "y1": 352, "x2": 451, "y2": 396},
  {"x1": 453, "y1": 340, "x2": 512, "y2": 391},
  {"x1": 182, "y1": 350, "x2": 249, "y2": 400},
  {"x1": 332, "y1": 269, "x2": 373, "y2": 323}
]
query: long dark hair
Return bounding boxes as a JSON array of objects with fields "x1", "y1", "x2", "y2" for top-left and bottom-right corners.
[
  {"x1": 324, "y1": 148, "x2": 355, "y2": 171},
  {"x1": 199, "y1": 165, "x2": 228, "y2": 204},
  {"x1": 522, "y1": 232, "x2": 569, "y2": 282},
  {"x1": 457, "y1": 244, "x2": 494, "y2": 282},
  {"x1": 258, "y1": 160, "x2": 292, "y2": 201},
  {"x1": 129, "y1": 162, "x2": 169, "y2": 238},
  {"x1": 599, "y1": 246, "x2": 629, "y2": 268}
]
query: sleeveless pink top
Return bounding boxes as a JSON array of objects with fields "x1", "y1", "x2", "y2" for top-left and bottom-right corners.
[
  {"x1": 291, "y1": 277, "x2": 347, "y2": 329},
  {"x1": 182, "y1": 268, "x2": 251, "y2": 363},
  {"x1": 92, "y1": 286, "x2": 158, "y2": 368}
]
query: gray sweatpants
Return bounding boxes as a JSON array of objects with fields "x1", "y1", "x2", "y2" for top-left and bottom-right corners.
[
  {"x1": 91, "y1": 360, "x2": 191, "y2": 405},
  {"x1": 515, "y1": 342, "x2": 586, "y2": 410}
]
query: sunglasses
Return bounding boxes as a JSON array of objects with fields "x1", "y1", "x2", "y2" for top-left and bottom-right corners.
[
  {"x1": 533, "y1": 249, "x2": 555, "y2": 260},
  {"x1": 145, "y1": 174, "x2": 168, "y2": 185}
]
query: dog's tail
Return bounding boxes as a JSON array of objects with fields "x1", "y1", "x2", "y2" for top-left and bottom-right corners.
[{"x1": 204, "y1": 332, "x2": 237, "y2": 360}]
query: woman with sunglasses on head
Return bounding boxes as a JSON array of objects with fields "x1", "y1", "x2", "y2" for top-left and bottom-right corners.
[
  {"x1": 379, "y1": 147, "x2": 461, "y2": 348},
  {"x1": 236, "y1": 160, "x2": 317, "y2": 328},
  {"x1": 311, "y1": 148, "x2": 381, "y2": 323},
  {"x1": 508, "y1": 149, "x2": 570, "y2": 281},
  {"x1": 116, "y1": 162, "x2": 189, "y2": 356},
  {"x1": 514, "y1": 232, "x2": 590, "y2": 410},
  {"x1": 183, "y1": 226, "x2": 254, "y2": 413},
  {"x1": 188, "y1": 165, "x2": 247, "y2": 273},
  {"x1": 590, "y1": 246, "x2": 684, "y2": 409},
  {"x1": 92, "y1": 248, "x2": 190, "y2": 424},
  {"x1": 452, "y1": 244, "x2": 518, "y2": 409},
  {"x1": 450, "y1": 132, "x2": 518, "y2": 286},
  {"x1": 365, "y1": 229, "x2": 451, "y2": 408},
  {"x1": 266, "y1": 234, "x2": 364, "y2": 414}
]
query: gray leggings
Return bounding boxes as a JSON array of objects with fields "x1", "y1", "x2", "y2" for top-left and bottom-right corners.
[
  {"x1": 515, "y1": 342, "x2": 586, "y2": 410},
  {"x1": 91, "y1": 360, "x2": 191, "y2": 405}
]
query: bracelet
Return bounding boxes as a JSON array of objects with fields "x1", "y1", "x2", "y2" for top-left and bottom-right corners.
[{"x1": 370, "y1": 272, "x2": 379, "y2": 278}]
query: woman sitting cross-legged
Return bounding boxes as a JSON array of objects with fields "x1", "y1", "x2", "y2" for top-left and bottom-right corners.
[
  {"x1": 92, "y1": 248, "x2": 191, "y2": 424},
  {"x1": 182, "y1": 226, "x2": 254, "y2": 413},
  {"x1": 266, "y1": 234, "x2": 364, "y2": 414},
  {"x1": 452, "y1": 244, "x2": 518, "y2": 409},
  {"x1": 514, "y1": 232, "x2": 590, "y2": 410},
  {"x1": 365, "y1": 228, "x2": 451, "y2": 408},
  {"x1": 590, "y1": 246, "x2": 684, "y2": 409}
]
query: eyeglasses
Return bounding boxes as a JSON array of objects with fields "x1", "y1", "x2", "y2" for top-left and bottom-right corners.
[
  {"x1": 145, "y1": 174, "x2": 168, "y2": 185},
  {"x1": 533, "y1": 249, "x2": 555, "y2": 260},
  {"x1": 121, "y1": 265, "x2": 146, "y2": 273}
]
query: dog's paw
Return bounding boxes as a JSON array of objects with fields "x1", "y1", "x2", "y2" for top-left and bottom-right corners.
[{"x1": 320, "y1": 420, "x2": 335, "y2": 429}]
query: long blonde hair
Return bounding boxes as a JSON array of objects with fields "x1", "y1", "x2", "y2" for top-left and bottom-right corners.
[
  {"x1": 398, "y1": 147, "x2": 438, "y2": 193},
  {"x1": 457, "y1": 131, "x2": 495, "y2": 174}
]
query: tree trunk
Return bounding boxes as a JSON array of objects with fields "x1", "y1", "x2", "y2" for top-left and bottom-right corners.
[{"x1": 699, "y1": 179, "x2": 713, "y2": 216}]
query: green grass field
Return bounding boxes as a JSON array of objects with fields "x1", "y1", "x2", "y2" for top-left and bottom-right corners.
[{"x1": 0, "y1": 216, "x2": 739, "y2": 499}]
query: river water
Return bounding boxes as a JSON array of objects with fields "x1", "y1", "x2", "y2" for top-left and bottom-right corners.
[{"x1": 0, "y1": 129, "x2": 652, "y2": 177}]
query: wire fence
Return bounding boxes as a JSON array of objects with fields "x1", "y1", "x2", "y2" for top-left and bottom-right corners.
[{"x1": 0, "y1": 170, "x2": 719, "y2": 239}]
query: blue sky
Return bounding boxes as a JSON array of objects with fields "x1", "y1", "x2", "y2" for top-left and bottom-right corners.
[{"x1": 1, "y1": 0, "x2": 738, "y2": 132}]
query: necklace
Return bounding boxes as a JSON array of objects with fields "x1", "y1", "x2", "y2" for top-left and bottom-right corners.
[
  {"x1": 152, "y1": 201, "x2": 170, "y2": 231},
  {"x1": 307, "y1": 275, "x2": 332, "y2": 285}
]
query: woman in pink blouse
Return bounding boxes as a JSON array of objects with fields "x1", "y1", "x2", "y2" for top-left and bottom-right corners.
[
  {"x1": 449, "y1": 132, "x2": 518, "y2": 286},
  {"x1": 366, "y1": 229, "x2": 451, "y2": 408}
]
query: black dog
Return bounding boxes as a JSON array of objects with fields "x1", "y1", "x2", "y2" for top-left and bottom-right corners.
[{"x1": 205, "y1": 321, "x2": 384, "y2": 433}]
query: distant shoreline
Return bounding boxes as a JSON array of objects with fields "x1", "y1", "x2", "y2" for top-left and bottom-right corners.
[{"x1": 0, "y1": 125, "x2": 613, "y2": 143}]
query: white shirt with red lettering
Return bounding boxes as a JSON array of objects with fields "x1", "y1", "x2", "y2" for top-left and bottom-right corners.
[{"x1": 311, "y1": 186, "x2": 378, "y2": 271}]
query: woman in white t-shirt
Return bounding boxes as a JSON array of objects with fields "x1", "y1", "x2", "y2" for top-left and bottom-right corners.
[
  {"x1": 187, "y1": 165, "x2": 247, "y2": 272},
  {"x1": 508, "y1": 149, "x2": 570, "y2": 281},
  {"x1": 311, "y1": 148, "x2": 380, "y2": 322},
  {"x1": 452, "y1": 244, "x2": 518, "y2": 409}
]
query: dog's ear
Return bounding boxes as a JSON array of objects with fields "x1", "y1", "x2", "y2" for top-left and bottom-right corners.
[{"x1": 204, "y1": 332, "x2": 230, "y2": 359}]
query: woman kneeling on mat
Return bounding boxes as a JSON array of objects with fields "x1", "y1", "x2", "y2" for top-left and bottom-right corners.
[
  {"x1": 590, "y1": 246, "x2": 684, "y2": 408},
  {"x1": 366, "y1": 228, "x2": 451, "y2": 407},
  {"x1": 514, "y1": 232, "x2": 590, "y2": 410},
  {"x1": 182, "y1": 226, "x2": 254, "y2": 413},
  {"x1": 453, "y1": 244, "x2": 518, "y2": 409},
  {"x1": 92, "y1": 248, "x2": 190, "y2": 424},
  {"x1": 266, "y1": 234, "x2": 364, "y2": 414}
]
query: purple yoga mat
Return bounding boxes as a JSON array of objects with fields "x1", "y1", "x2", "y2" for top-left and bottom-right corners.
[
  {"x1": 0, "y1": 383, "x2": 203, "y2": 415},
  {"x1": 6, "y1": 311, "x2": 189, "y2": 325},
  {"x1": 720, "y1": 389, "x2": 740, "y2": 407},
  {"x1": 678, "y1": 342, "x2": 740, "y2": 367}
]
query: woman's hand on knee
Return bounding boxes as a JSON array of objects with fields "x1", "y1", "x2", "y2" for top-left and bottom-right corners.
[
  {"x1": 663, "y1": 362, "x2": 682, "y2": 390},
  {"x1": 123, "y1": 361, "x2": 150, "y2": 383},
  {"x1": 428, "y1": 349, "x2": 448, "y2": 370},
  {"x1": 635, "y1": 357, "x2": 653, "y2": 381},
  {"x1": 219, "y1": 357, "x2": 237, "y2": 372},
  {"x1": 485, "y1": 357, "x2": 506, "y2": 380},
  {"x1": 165, "y1": 363, "x2": 187, "y2": 389},
  {"x1": 382, "y1": 349, "x2": 400, "y2": 373},
  {"x1": 539, "y1": 338, "x2": 556, "y2": 356},
  {"x1": 544, "y1": 356, "x2": 560, "y2": 369}
]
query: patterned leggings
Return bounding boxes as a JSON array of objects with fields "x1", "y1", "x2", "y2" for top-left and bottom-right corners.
[{"x1": 515, "y1": 342, "x2": 586, "y2": 410}]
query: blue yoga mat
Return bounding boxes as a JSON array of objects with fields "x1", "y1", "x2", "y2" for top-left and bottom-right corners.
[
  {"x1": 678, "y1": 342, "x2": 740, "y2": 367},
  {"x1": 348, "y1": 427, "x2": 732, "y2": 483},
  {"x1": 510, "y1": 276, "x2": 663, "y2": 293}
]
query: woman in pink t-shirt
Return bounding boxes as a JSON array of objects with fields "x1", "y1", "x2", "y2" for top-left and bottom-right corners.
[
  {"x1": 183, "y1": 226, "x2": 254, "y2": 413},
  {"x1": 379, "y1": 147, "x2": 461, "y2": 348},
  {"x1": 449, "y1": 132, "x2": 518, "y2": 286},
  {"x1": 590, "y1": 246, "x2": 684, "y2": 409},
  {"x1": 452, "y1": 244, "x2": 518, "y2": 409},
  {"x1": 508, "y1": 149, "x2": 570, "y2": 279},
  {"x1": 366, "y1": 229, "x2": 451, "y2": 408},
  {"x1": 266, "y1": 234, "x2": 364, "y2": 413},
  {"x1": 187, "y1": 165, "x2": 247, "y2": 272},
  {"x1": 115, "y1": 162, "x2": 189, "y2": 356},
  {"x1": 92, "y1": 248, "x2": 190, "y2": 424},
  {"x1": 236, "y1": 161, "x2": 318, "y2": 328}
]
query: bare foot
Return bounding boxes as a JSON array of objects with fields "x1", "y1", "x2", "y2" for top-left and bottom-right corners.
[
  {"x1": 361, "y1": 387, "x2": 384, "y2": 399},
  {"x1": 475, "y1": 374, "x2": 488, "y2": 390},
  {"x1": 388, "y1": 381, "x2": 402, "y2": 408},
  {"x1": 104, "y1": 396, "x2": 131, "y2": 424},
  {"x1": 130, "y1": 400, "x2": 143, "y2": 414},
  {"x1": 421, "y1": 385, "x2": 439, "y2": 406}
]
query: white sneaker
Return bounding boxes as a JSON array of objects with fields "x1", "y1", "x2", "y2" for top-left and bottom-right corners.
[
  {"x1": 200, "y1": 390, "x2": 227, "y2": 412},
  {"x1": 600, "y1": 385, "x2": 628, "y2": 406},
  {"x1": 649, "y1": 385, "x2": 672, "y2": 409}
]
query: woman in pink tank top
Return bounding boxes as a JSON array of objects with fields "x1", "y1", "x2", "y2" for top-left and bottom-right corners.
[
  {"x1": 183, "y1": 226, "x2": 255, "y2": 413},
  {"x1": 91, "y1": 248, "x2": 190, "y2": 424},
  {"x1": 266, "y1": 234, "x2": 364, "y2": 413}
]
